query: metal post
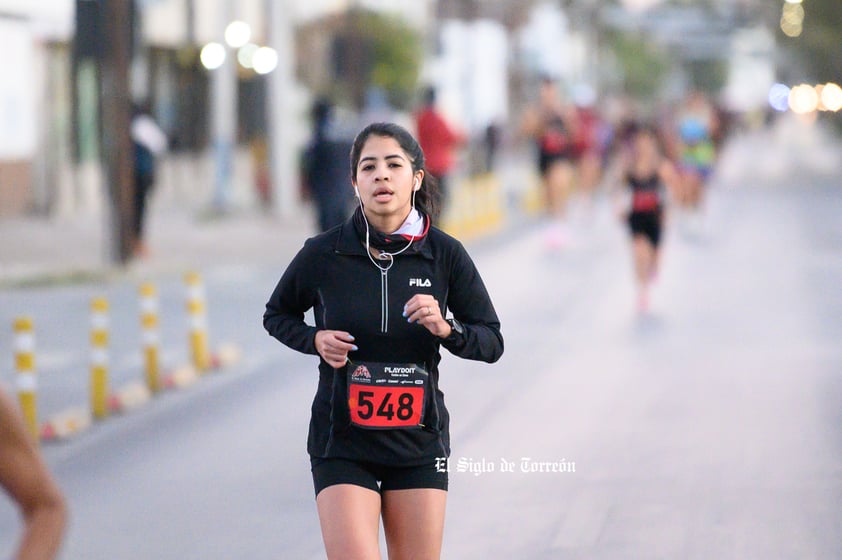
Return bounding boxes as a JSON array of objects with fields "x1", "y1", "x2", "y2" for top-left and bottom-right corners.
[
  {"x1": 211, "y1": 0, "x2": 236, "y2": 213},
  {"x1": 185, "y1": 272, "x2": 210, "y2": 373},
  {"x1": 139, "y1": 282, "x2": 161, "y2": 392},
  {"x1": 13, "y1": 317, "x2": 38, "y2": 439},
  {"x1": 90, "y1": 297, "x2": 110, "y2": 419}
]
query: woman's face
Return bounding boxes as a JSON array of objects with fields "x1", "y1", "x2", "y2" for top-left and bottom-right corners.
[
  {"x1": 634, "y1": 131, "x2": 657, "y2": 158},
  {"x1": 353, "y1": 134, "x2": 423, "y2": 220}
]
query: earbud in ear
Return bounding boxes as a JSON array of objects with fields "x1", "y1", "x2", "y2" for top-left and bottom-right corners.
[
  {"x1": 413, "y1": 180, "x2": 420, "y2": 191},
  {"x1": 354, "y1": 186, "x2": 361, "y2": 198}
]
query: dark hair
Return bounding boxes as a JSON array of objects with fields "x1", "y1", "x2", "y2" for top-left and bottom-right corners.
[
  {"x1": 350, "y1": 122, "x2": 442, "y2": 222},
  {"x1": 422, "y1": 86, "x2": 436, "y2": 106}
]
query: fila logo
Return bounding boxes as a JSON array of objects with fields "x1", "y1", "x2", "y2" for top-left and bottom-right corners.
[{"x1": 409, "y1": 278, "x2": 432, "y2": 287}]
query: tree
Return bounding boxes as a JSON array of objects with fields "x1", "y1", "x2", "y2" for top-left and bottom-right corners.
[
  {"x1": 603, "y1": 29, "x2": 671, "y2": 100},
  {"x1": 329, "y1": 9, "x2": 422, "y2": 111}
]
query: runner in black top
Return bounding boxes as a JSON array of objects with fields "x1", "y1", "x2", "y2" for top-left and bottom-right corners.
[
  {"x1": 619, "y1": 123, "x2": 677, "y2": 313},
  {"x1": 264, "y1": 122, "x2": 503, "y2": 559},
  {"x1": 521, "y1": 76, "x2": 579, "y2": 248}
]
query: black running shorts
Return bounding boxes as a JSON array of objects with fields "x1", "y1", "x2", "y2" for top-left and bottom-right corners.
[
  {"x1": 310, "y1": 457, "x2": 448, "y2": 497},
  {"x1": 628, "y1": 210, "x2": 662, "y2": 247}
]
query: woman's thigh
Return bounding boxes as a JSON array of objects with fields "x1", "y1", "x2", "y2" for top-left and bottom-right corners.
[
  {"x1": 381, "y1": 488, "x2": 447, "y2": 560},
  {"x1": 316, "y1": 484, "x2": 382, "y2": 560}
]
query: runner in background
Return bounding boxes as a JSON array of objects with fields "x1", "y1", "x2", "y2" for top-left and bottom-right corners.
[
  {"x1": 569, "y1": 85, "x2": 606, "y2": 221},
  {"x1": 414, "y1": 86, "x2": 465, "y2": 215},
  {"x1": 615, "y1": 123, "x2": 678, "y2": 313},
  {"x1": 521, "y1": 76, "x2": 580, "y2": 249},
  {"x1": 672, "y1": 91, "x2": 719, "y2": 232}
]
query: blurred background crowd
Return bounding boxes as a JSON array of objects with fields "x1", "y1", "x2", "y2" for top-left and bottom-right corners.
[{"x1": 0, "y1": 0, "x2": 840, "y2": 263}]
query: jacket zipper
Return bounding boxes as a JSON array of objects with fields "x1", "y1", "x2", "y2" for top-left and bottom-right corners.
[{"x1": 380, "y1": 268, "x2": 389, "y2": 333}]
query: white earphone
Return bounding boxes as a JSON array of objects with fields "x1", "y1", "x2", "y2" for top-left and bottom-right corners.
[{"x1": 413, "y1": 179, "x2": 420, "y2": 191}]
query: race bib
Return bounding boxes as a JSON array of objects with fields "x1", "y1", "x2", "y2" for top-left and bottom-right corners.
[{"x1": 347, "y1": 362, "x2": 427, "y2": 429}]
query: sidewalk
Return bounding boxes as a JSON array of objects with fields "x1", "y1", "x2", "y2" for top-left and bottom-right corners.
[
  {"x1": 0, "y1": 203, "x2": 319, "y2": 289},
  {"x1": 0, "y1": 172, "x2": 523, "y2": 290}
]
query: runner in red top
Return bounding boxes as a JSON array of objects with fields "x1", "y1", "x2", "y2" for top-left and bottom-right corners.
[{"x1": 415, "y1": 86, "x2": 465, "y2": 213}]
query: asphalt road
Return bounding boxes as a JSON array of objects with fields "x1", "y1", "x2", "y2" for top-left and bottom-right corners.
[{"x1": 1, "y1": 165, "x2": 841, "y2": 558}]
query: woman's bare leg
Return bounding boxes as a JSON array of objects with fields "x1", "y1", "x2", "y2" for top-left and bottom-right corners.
[
  {"x1": 382, "y1": 488, "x2": 447, "y2": 560},
  {"x1": 317, "y1": 484, "x2": 383, "y2": 560}
]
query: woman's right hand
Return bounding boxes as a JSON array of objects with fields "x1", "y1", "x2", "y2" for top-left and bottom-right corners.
[{"x1": 314, "y1": 330, "x2": 358, "y2": 368}]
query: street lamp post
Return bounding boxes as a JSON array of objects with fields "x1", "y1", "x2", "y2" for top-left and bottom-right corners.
[
  {"x1": 267, "y1": 0, "x2": 298, "y2": 219},
  {"x1": 209, "y1": 0, "x2": 236, "y2": 214}
]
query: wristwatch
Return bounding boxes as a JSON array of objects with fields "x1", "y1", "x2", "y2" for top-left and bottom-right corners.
[{"x1": 445, "y1": 318, "x2": 464, "y2": 338}]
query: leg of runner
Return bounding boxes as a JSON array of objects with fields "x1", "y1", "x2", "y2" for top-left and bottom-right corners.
[
  {"x1": 544, "y1": 160, "x2": 575, "y2": 249},
  {"x1": 546, "y1": 159, "x2": 574, "y2": 216},
  {"x1": 632, "y1": 235, "x2": 654, "y2": 311},
  {"x1": 382, "y1": 489, "x2": 447, "y2": 560},
  {"x1": 317, "y1": 484, "x2": 383, "y2": 559}
]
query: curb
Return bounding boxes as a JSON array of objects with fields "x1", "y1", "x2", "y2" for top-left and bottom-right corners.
[{"x1": 39, "y1": 342, "x2": 242, "y2": 442}]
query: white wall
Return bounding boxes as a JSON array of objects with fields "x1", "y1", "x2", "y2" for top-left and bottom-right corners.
[
  {"x1": 0, "y1": 0, "x2": 73, "y2": 39},
  {"x1": 432, "y1": 19, "x2": 509, "y2": 134},
  {"x1": 0, "y1": 18, "x2": 36, "y2": 159},
  {"x1": 723, "y1": 26, "x2": 775, "y2": 112},
  {"x1": 517, "y1": 2, "x2": 572, "y2": 83}
]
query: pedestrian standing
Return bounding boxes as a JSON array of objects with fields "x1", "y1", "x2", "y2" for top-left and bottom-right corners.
[
  {"x1": 264, "y1": 122, "x2": 503, "y2": 559},
  {"x1": 131, "y1": 102, "x2": 168, "y2": 258},
  {"x1": 302, "y1": 97, "x2": 355, "y2": 233},
  {"x1": 414, "y1": 86, "x2": 464, "y2": 214},
  {"x1": 0, "y1": 387, "x2": 67, "y2": 559}
]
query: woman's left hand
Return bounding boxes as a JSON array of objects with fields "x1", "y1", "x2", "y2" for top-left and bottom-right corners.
[{"x1": 403, "y1": 295, "x2": 451, "y2": 338}]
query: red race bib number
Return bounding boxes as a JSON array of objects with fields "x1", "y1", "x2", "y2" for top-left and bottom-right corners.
[{"x1": 347, "y1": 362, "x2": 427, "y2": 429}]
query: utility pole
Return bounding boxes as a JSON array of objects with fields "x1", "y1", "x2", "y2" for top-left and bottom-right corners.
[
  {"x1": 98, "y1": 0, "x2": 135, "y2": 264},
  {"x1": 267, "y1": 0, "x2": 298, "y2": 218}
]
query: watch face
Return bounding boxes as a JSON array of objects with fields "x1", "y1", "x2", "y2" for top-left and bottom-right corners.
[{"x1": 448, "y1": 319, "x2": 464, "y2": 335}]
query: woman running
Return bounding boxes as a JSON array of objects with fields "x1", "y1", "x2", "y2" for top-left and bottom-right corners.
[
  {"x1": 674, "y1": 91, "x2": 718, "y2": 218},
  {"x1": 619, "y1": 123, "x2": 677, "y2": 312},
  {"x1": 264, "y1": 122, "x2": 503, "y2": 559},
  {"x1": 521, "y1": 76, "x2": 579, "y2": 248}
]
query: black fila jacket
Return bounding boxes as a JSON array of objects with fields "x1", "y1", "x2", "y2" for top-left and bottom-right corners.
[{"x1": 263, "y1": 215, "x2": 503, "y2": 466}]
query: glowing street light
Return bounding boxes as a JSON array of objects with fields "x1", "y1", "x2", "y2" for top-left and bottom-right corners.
[
  {"x1": 237, "y1": 43, "x2": 260, "y2": 69},
  {"x1": 821, "y1": 83, "x2": 842, "y2": 112},
  {"x1": 789, "y1": 84, "x2": 819, "y2": 114},
  {"x1": 253, "y1": 47, "x2": 278, "y2": 75},
  {"x1": 768, "y1": 83, "x2": 791, "y2": 112},
  {"x1": 200, "y1": 42, "x2": 226, "y2": 70},
  {"x1": 780, "y1": 2, "x2": 804, "y2": 37},
  {"x1": 225, "y1": 21, "x2": 252, "y2": 49}
]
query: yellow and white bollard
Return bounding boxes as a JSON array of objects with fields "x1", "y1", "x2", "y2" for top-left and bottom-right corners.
[
  {"x1": 139, "y1": 282, "x2": 161, "y2": 392},
  {"x1": 185, "y1": 271, "x2": 210, "y2": 373},
  {"x1": 89, "y1": 297, "x2": 110, "y2": 420},
  {"x1": 13, "y1": 316, "x2": 38, "y2": 439}
]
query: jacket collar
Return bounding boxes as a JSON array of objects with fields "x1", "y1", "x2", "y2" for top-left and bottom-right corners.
[{"x1": 335, "y1": 214, "x2": 435, "y2": 260}]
